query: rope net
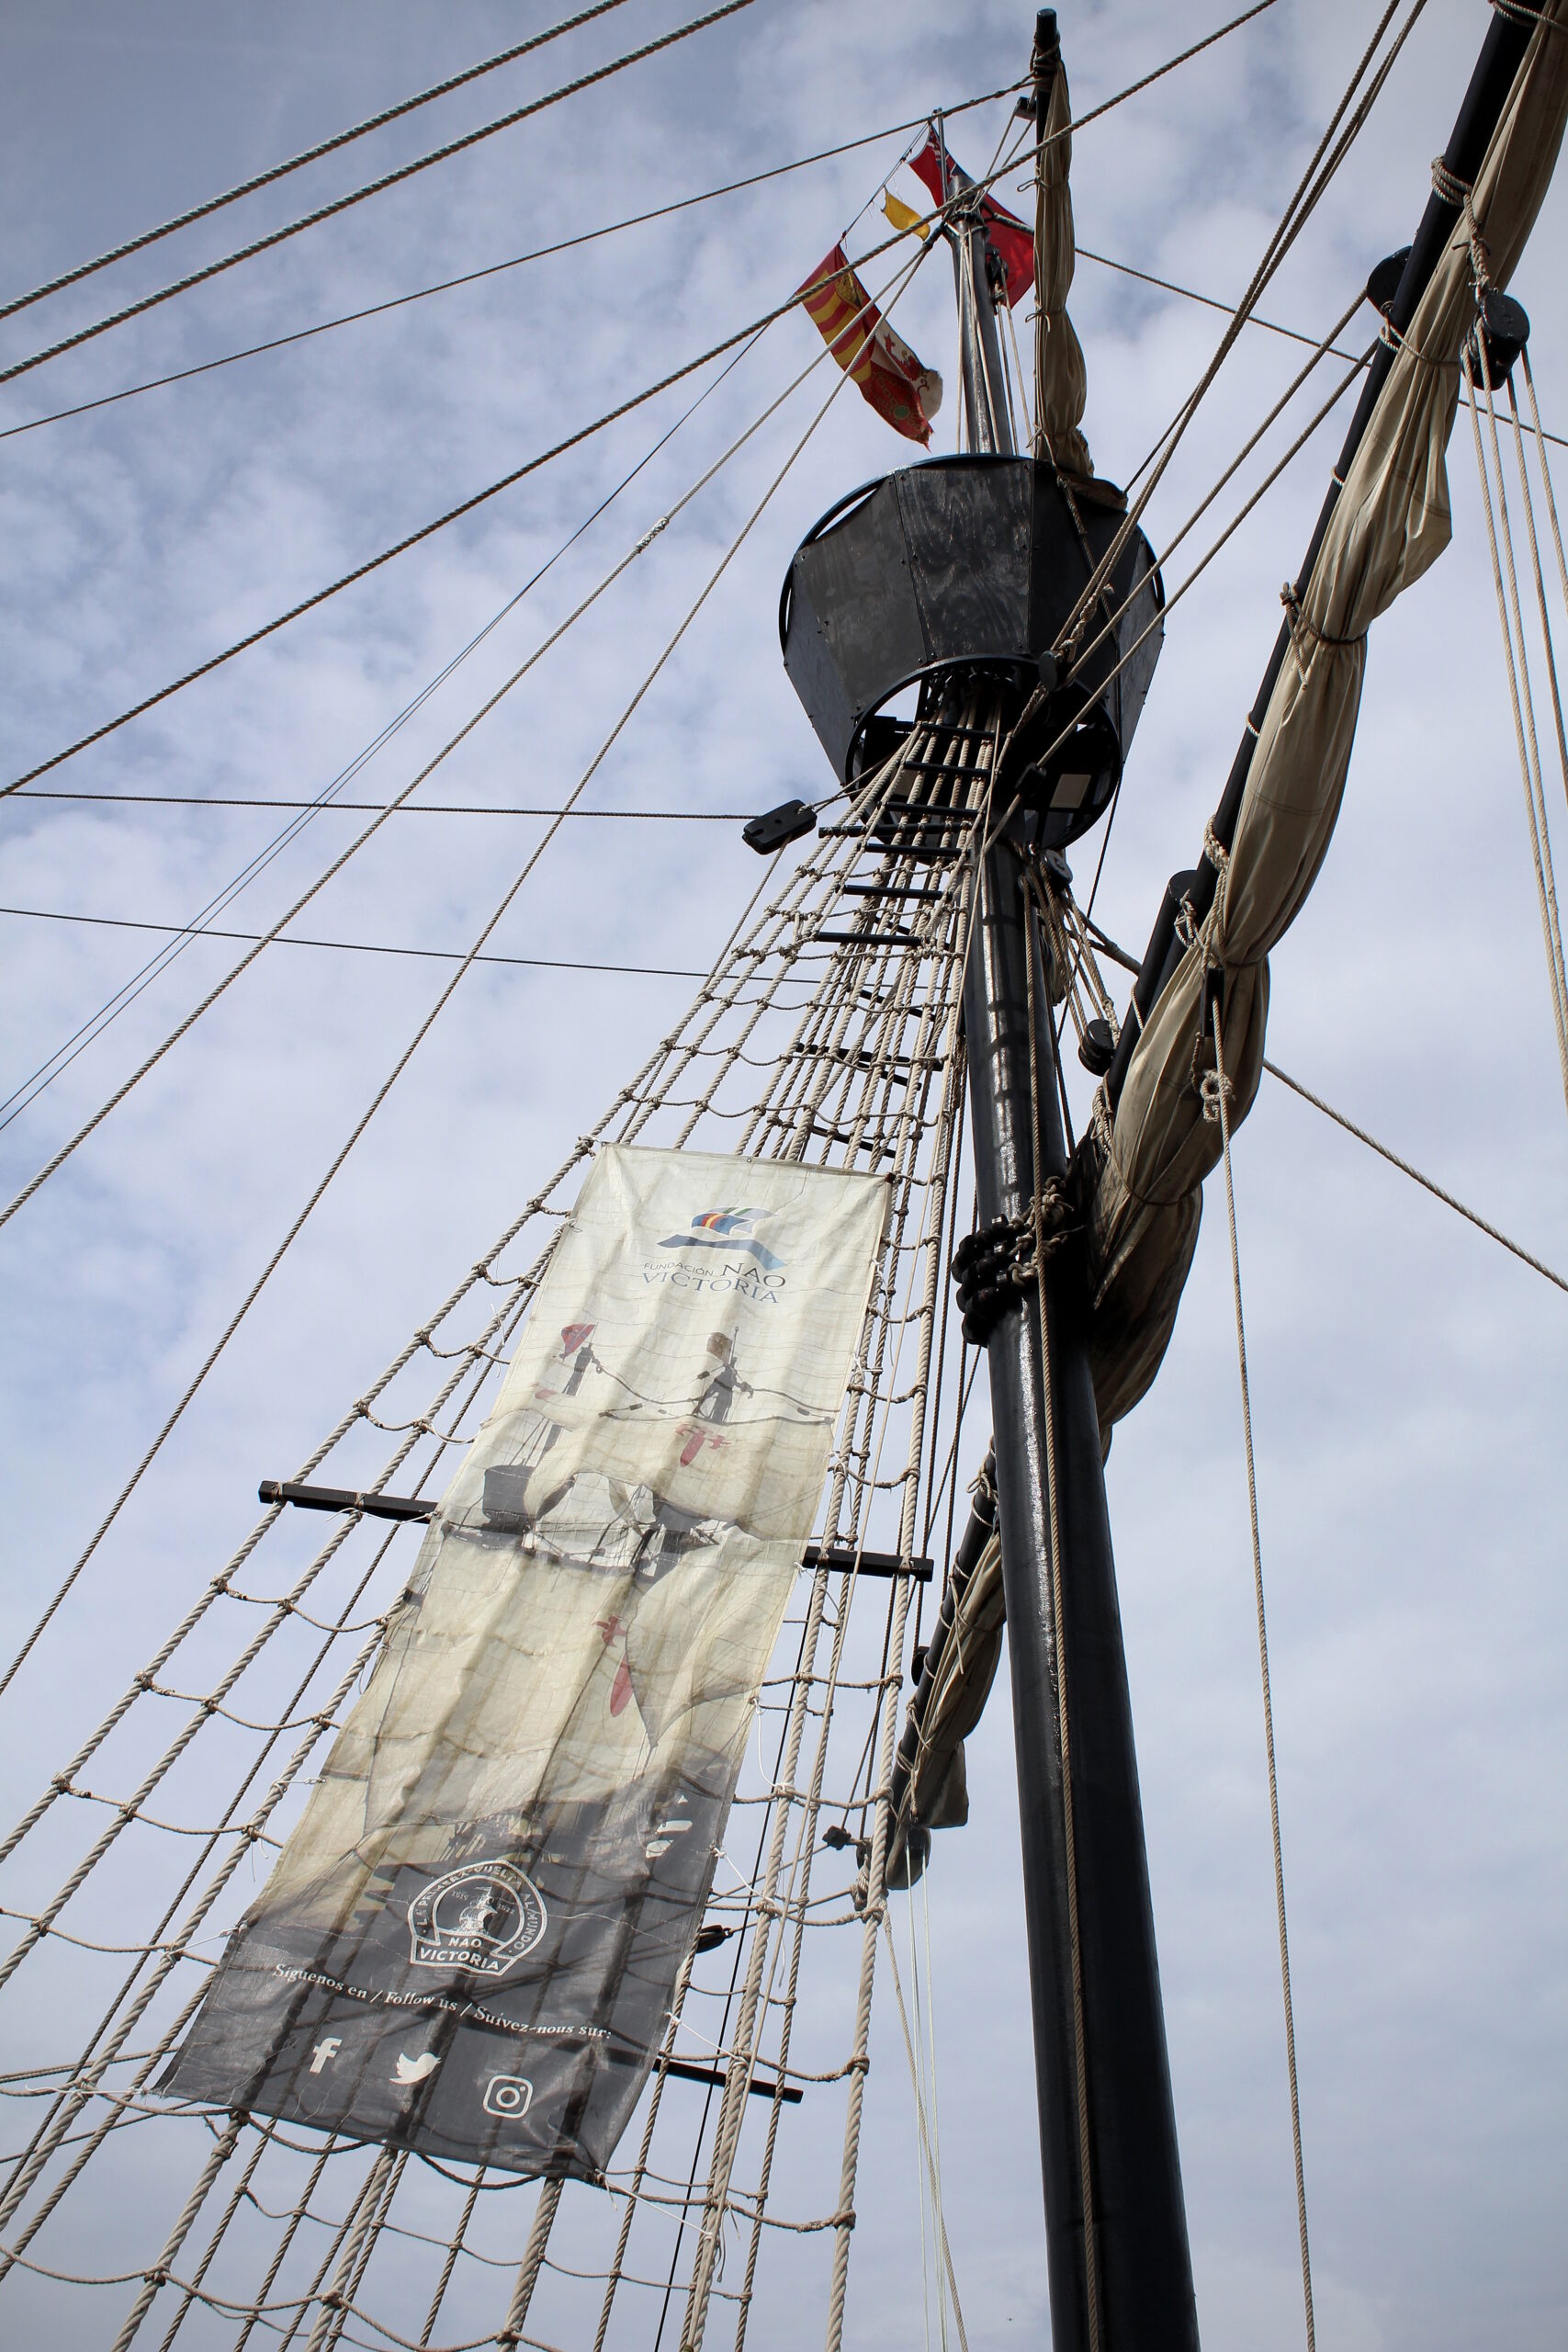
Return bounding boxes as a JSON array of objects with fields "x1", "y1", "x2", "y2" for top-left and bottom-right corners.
[{"x1": 0, "y1": 710, "x2": 996, "y2": 2351}]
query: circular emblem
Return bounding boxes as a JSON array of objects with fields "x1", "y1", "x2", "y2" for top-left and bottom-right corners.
[{"x1": 407, "y1": 1860, "x2": 547, "y2": 1979}]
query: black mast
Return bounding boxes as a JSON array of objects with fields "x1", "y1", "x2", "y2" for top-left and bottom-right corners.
[{"x1": 950, "y1": 17, "x2": 1196, "y2": 2347}]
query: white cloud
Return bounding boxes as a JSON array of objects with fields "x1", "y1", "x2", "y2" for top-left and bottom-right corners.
[{"x1": 2, "y1": 3, "x2": 1565, "y2": 2347}]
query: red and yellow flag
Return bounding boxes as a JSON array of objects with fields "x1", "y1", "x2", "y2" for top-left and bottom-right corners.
[
  {"x1": 909, "y1": 132, "x2": 1034, "y2": 307},
  {"x1": 796, "y1": 243, "x2": 942, "y2": 447}
]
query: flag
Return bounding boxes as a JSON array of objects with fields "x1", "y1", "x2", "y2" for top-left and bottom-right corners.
[
  {"x1": 909, "y1": 130, "x2": 1034, "y2": 307},
  {"x1": 881, "y1": 189, "x2": 930, "y2": 241},
  {"x1": 797, "y1": 243, "x2": 942, "y2": 446}
]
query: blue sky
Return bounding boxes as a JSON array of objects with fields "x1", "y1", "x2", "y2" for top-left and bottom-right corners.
[{"x1": 1, "y1": 4, "x2": 1565, "y2": 2347}]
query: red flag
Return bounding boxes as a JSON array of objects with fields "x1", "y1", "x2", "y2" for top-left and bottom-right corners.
[
  {"x1": 910, "y1": 132, "x2": 1034, "y2": 307},
  {"x1": 796, "y1": 243, "x2": 942, "y2": 447}
]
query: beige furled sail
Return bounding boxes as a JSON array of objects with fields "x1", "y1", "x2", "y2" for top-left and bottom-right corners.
[
  {"x1": 1084, "y1": 0, "x2": 1568, "y2": 1433},
  {"x1": 1033, "y1": 44, "x2": 1092, "y2": 480}
]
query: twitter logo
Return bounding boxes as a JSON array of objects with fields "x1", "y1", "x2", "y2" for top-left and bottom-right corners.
[{"x1": 393, "y1": 2052, "x2": 440, "y2": 2086}]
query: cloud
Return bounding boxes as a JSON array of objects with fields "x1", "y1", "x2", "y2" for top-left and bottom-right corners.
[{"x1": 2, "y1": 4, "x2": 1565, "y2": 2348}]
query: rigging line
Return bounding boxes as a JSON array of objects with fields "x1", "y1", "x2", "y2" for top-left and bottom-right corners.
[
  {"x1": 1035, "y1": 288, "x2": 1370, "y2": 996},
  {"x1": 1209, "y1": 997, "x2": 1317, "y2": 2352},
  {"x1": 976, "y1": 334, "x2": 1372, "y2": 874},
  {"x1": 0, "y1": 269, "x2": 906, "y2": 807},
  {"x1": 1079, "y1": 243, "x2": 1568, "y2": 461},
  {"x1": 918, "y1": 1873, "x2": 958, "y2": 2352},
  {"x1": 0, "y1": 328, "x2": 770, "y2": 1134},
  {"x1": 906, "y1": 1885, "x2": 934, "y2": 2352},
  {"x1": 2, "y1": 7, "x2": 1281, "y2": 804},
  {"x1": 0, "y1": 238, "x2": 886, "y2": 1222},
  {"x1": 0, "y1": 907, "x2": 709, "y2": 980},
  {"x1": 3, "y1": 794, "x2": 756, "y2": 814},
  {"x1": 1077, "y1": 243, "x2": 1360, "y2": 363},
  {"x1": 0, "y1": 350, "x2": 859, "y2": 1834},
  {"x1": 0, "y1": 81, "x2": 1023, "y2": 446},
  {"x1": 1464, "y1": 337, "x2": 1568, "y2": 1106},
  {"x1": 0, "y1": 0, "x2": 638, "y2": 325},
  {"x1": 1057, "y1": 0, "x2": 1422, "y2": 646},
  {"x1": 0, "y1": 0, "x2": 761, "y2": 392},
  {"x1": 1520, "y1": 348, "x2": 1568, "y2": 683},
  {"x1": 880, "y1": 1910, "x2": 970, "y2": 2352},
  {"x1": 1261, "y1": 1058, "x2": 1568, "y2": 1296},
  {"x1": 1504, "y1": 370, "x2": 1568, "y2": 841}
]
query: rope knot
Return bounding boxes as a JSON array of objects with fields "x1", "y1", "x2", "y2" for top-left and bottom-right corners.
[{"x1": 1199, "y1": 1065, "x2": 1234, "y2": 1125}]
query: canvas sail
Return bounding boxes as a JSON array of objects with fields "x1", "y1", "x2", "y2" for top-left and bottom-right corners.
[
  {"x1": 162, "y1": 1146, "x2": 887, "y2": 2177},
  {"x1": 1083, "y1": 0, "x2": 1568, "y2": 1434}
]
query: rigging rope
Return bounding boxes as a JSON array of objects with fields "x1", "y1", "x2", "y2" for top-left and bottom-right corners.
[
  {"x1": 0, "y1": 318, "x2": 883, "y2": 1698},
  {"x1": 0, "y1": 0, "x2": 759, "y2": 392},
  {"x1": 1262, "y1": 1059, "x2": 1568, "y2": 1295},
  {"x1": 0, "y1": 243, "x2": 913, "y2": 1228},
  {"x1": 1520, "y1": 348, "x2": 1568, "y2": 665},
  {"x1": 882, "y1": 1913, "x2": 968, "y2": 2352},
  {"x1": 6, "y1": 793, "x2": 758, "y2": 815},
  {"x1": 0, "y1": 906, "x2": 712, "y2": 980},
  {"x1": 1463, "y1": 336, "x2": 1568, "y2": 1111},
  {"x1": 1049, "y1": 0, "x2": 1425, "y2": 655},
  {"x1": 1, "y1": 4, "x2": 1285, "y2": 805},
  {"x1": 1209, "y1": 997, "x2": 1317, "y2": 2352},
  {"x1": 0, "y1": 322, "x2": 772, "y2": 1134},
  {"x1": 0, "y1": 84, "x2": 1023, "y2": 447},
  {"x1": 0, "y1": 0, "x2": 638, "y2": 325}
]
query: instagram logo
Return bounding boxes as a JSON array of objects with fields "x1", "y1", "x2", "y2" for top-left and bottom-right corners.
[{"x1": 482, "y1": 2075, "x2": 533, "y2": 2119}]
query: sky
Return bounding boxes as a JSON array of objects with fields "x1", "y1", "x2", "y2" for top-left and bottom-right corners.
[{"x1": 1, "y1": 1, "x2": 1565, "y2": 2347}]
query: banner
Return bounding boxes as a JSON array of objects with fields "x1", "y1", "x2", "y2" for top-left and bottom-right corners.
[
  {"x1": 798, "y1": 241, "x2": 943, "y2": 445},
  {"x1": 162, "y1": 1147, "x2": 887, "y2": 2177}
]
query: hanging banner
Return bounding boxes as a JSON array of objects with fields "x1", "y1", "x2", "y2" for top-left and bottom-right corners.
[
  {"x1": 797, "y1": 241, "x2": 943, "y2": 445},
  {"x1": 162, "y1": 1146, "x2": 886, "y2": 2176}
]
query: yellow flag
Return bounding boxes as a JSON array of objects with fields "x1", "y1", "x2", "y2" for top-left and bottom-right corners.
[{"x1": 882, "y1": 189, "x2": 930, "y2": 241}]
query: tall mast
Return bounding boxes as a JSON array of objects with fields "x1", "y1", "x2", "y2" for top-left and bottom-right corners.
[{"x1": 950, "y1": 15, "x2": 1197, "y2": 2344}]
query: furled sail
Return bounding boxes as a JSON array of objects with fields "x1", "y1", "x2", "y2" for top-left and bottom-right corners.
[
  {"x1": 161, "y1": 1146, "x2": 887, "y2": 2177},
  {"x1": 1084, "y1": 0, "x2": 1568, "y2": 1433},
  {"x1": 1032, "y1": 40, "x2": 1091, "y2": 481}
]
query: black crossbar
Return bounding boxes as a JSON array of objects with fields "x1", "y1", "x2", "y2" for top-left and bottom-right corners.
[
  {"x1": 259, "y1": 1478, "x2": 435, "y2": 1523},
  {"x1": 801, "y1": 1544, "x2": 932, "y2": 1584}
]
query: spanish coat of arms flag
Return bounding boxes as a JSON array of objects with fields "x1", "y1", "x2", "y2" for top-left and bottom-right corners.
[{"x1": 796, "y1": 241, "x2": 942, "y2": 445}]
